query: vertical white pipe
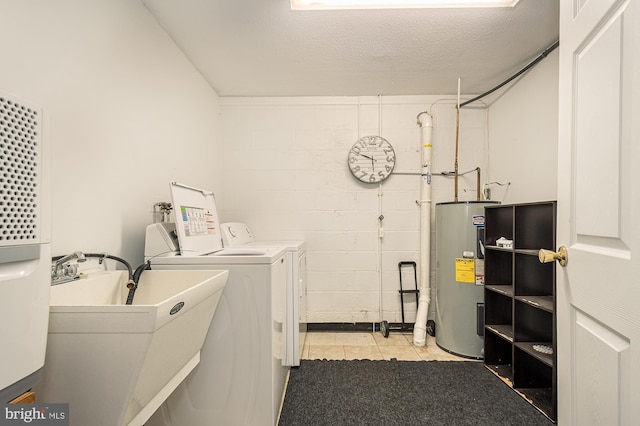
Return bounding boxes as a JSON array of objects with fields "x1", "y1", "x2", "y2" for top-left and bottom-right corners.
[
  {"x1": 377, "y1": 183, "x2": 383, "y2": 323},
  {"x1": 377, "y1": 95, "x2": 384, "y2": 324},
  {"x1": 413, "y1": 112, "x2": 433, "y2": 347}
]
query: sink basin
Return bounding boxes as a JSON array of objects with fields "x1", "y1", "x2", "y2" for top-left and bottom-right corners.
[{"x1": 35, "y1": 269, "x2": 228, "y2": 426}]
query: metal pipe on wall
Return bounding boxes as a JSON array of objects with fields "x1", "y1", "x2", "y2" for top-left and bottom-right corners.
[
  {"x1": 454, "y1": 78, "x2": 461, "y2": 202},
  {"x1": 476, "y1": 167, "x2": 481, "y2": 201}
]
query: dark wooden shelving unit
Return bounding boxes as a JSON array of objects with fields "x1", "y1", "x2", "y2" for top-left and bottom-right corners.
[{"x1": 484, "y1": 201, "x2": 557, "y2": 422}]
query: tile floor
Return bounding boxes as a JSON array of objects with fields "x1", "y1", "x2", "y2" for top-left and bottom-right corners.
[{"x1": 301, "y1": 331, "x2": 474, "y2": 362}]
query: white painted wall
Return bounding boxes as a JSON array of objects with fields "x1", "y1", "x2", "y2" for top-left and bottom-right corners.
[
  {"x1": 218, "y1": 96, "x2": 488, "y2": 323},
  {"x1": 486, "y1": 49, "x2": 559, "y2": 203},
  {"x1": 0, "y1": 0, "x2": 221, "y2": 266}
]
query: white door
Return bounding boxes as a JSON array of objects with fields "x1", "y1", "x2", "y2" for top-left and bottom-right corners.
[{"x1": 557, "y1": 0, "x2": 640, "y2": 424}]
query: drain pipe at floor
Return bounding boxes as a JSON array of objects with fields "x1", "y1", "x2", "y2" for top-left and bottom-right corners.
[{"x1": 413, "y1": 111, "x2": 433, "y2": 347}]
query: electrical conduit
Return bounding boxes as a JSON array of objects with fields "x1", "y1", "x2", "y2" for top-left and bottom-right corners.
[{"x1": 413, "y1": 112, "x2": 433, "y2": 347}]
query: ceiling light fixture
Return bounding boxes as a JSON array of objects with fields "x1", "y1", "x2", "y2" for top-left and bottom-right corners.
[{"x1": 291, "y1": 0, "x2": 520, "y2": 10}]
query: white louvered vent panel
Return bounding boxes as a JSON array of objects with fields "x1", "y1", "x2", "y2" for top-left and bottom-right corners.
[{"x1": 0, "y1": 91, "x2": 42, "y2": 245}]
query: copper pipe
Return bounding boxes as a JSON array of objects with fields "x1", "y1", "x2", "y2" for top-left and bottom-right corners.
[
  {"x1": 454, "y1": 78, "x2": 461, "y2": 202},
  {"x1": 454, "y1": 104, "x2": 460, "y2": 202}
]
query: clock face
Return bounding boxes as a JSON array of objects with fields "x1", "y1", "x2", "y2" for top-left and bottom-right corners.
[{"x1": 348, "y1": 136, "x2": 396, "y2": 183}]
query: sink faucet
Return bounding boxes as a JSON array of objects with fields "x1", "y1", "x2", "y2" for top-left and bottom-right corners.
[
  {"x1": 54, "y1": 251, "x2": 86, "y2": 268},
  {"x1": 51, "y1": 251, "x2": 87, "y2": 284}
]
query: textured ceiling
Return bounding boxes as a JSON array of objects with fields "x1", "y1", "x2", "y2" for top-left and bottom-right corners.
[{"x1": 142, "y1": 0, "x2": 559, "y2": 97}]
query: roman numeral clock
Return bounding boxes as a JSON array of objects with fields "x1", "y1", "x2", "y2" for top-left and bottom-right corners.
[{"x1": 348, "y1": 135, "x2": 396, "y2": 183}]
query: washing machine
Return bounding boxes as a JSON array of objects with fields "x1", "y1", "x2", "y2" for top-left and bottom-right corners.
[
  {"x1": 221, "y1": 222, "x2": 307, "y2": 367},
  {"x1": 144, "y1": 183, "x2": 289, "y2": 426}
]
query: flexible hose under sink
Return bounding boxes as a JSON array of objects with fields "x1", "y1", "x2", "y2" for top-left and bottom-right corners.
[{"x1": 127, "y1": 261, "x2": 150, "y2": 305}]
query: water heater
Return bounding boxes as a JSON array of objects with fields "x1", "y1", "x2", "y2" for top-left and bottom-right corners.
[{"x1": 435, "y1": 201, "x2": 497, "y2": 359}]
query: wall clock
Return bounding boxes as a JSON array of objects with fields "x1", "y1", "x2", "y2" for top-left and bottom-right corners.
[{"x1": 347, "y1": 135, "x2": 396, "y2": 183}]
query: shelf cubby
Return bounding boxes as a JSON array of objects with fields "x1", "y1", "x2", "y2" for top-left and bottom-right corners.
[
  {"x1": 514, "y1": 300, "x2": 553, "y2": 342},
  {"x1": 485, "y1": 291, "x2": 512, "y2": 329},
  {"x1": 514, "y1": 203, "x2": 555, "y2": 250},
  {"x1": 484, "y1": 330, "x2": 513, "y2": 383},
  {"x1": 484, "y1": 201, "x2": 557, "y2": 422},
  {"x1": 514, "y1": 252, "x2": 554, "y2": 297},
  {"x1": 484, "y1": 207, "x2": 513, "y2": 247},
  {"x1": 484, "y1": 248, "x2": 513, "y2": 286}
]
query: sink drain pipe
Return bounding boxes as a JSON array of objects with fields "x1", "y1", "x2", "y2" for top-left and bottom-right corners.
[{"x1": 413, "y1": 111, "x2": 433, "y2": 347}]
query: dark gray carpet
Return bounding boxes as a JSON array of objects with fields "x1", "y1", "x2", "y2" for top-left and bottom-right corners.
[{"x1": 279, "y1": 360, "x2": 552, "y2": 426}]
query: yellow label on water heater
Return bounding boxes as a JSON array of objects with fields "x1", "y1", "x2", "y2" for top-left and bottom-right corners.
[{"x1": 455, "y1": 258, "x2": 475, "y2": 283}]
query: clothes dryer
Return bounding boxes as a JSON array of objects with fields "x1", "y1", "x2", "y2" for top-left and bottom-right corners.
[{"x1": 221, "y1": 222, "x2": 307, "y2": 367}]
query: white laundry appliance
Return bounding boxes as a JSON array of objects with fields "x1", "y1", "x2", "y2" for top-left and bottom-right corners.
[
  {"x1": 144, "y1": 182, "x2": 289, "y2": 426},
  {"x1": 0, "y1": 91, "x2": 51, "y2": 403},
  {"x1": 221, "y1": 222, "x2": 307, "y2": 367}
]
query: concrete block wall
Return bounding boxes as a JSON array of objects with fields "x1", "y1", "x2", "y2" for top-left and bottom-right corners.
[{"x1": 218, "y1": 95, "x2": 488, "y2": 324}]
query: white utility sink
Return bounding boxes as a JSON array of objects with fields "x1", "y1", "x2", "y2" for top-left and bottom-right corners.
[{"x1": 35, "y1": 269, "x2": 228, "y2": 426}]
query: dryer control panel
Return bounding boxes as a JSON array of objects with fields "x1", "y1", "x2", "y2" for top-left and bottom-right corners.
[{"x1": 221, "y1": 222, "x2": 255, "y2": 247}]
